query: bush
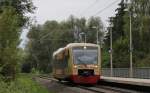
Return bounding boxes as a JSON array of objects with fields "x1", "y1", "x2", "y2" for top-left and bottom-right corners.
[
  {"x1": 0, "y1": 74, "x2": 50, "y2": 93},
  {"x1": 1, "y1": 64, "x2": 16, "y2": 81},
  {"x1": 21, "y1": 62, "x2": 32, "y2": 73}
]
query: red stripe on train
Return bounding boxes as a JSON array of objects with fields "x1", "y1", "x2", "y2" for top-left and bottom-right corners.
[{"x1": 70, "y1": 75, "x2": 100, "y2": 84}]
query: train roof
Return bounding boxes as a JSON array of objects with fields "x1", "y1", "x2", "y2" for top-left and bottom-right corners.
[
  {"x1": 53, "y1": 48, "x2": 65, "y2": 58},
  {"x1": 53, "y1": 43, "x2": 99, "y2": 58},
  {"x1": 66, "y1": 43, "x2": 99, "y2": 48}
]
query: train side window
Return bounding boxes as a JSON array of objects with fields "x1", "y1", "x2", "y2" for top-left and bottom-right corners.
[
  {"x1": 62, "y1": 50, "x2": 69, "y2": 67},
  {"x1": 63, "y1": 55, "x2": 68, "y2": 67},
  {"x1": 54, "y1": 57, "x2": 68, "y2": 69},
  {"x1": 54, "y1": 50, "x2": 69, "y2": 69}
]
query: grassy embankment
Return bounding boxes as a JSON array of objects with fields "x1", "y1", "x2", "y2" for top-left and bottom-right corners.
[{"x1": 0, "y1": 74, "x2": 50, "y2": 93}]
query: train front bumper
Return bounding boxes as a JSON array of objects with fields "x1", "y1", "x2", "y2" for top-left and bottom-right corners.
[{"x1": 70, "y1": 75, "x2": 100, "y2": 84}]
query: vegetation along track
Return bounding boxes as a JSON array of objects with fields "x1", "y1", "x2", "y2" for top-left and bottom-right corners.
[{"x1": 37, "y1": 75, "x2": 145, "y2": 93}]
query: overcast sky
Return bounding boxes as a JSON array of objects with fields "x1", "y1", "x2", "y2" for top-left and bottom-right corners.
[
  {"x1": 20, "y1": 0, "x2": 121, "y2": 48},
  {"x1": 33, "y1": 0, "x2": 121, "y2": 26}
]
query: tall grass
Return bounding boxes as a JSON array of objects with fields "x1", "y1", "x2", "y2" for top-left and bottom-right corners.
[{"x1": 0, "y1": 74, "x2": 50, "y2": 93}]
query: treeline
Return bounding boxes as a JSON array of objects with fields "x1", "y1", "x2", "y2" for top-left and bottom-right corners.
[
  {"x1": 24, "y1": 16, "x2": 104, "y2": 73},
  {"x1": 0, "y1": 0, "x2": 35, "y2": 80},
  {"x1": 105, "y1": 0, "x2": 150, "y2": 67}
]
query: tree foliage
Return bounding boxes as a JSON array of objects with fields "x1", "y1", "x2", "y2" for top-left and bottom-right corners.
[
  {"x1": 131, "y1": 0, "x2": 150, "y2": 67},
  {"x1": 0, "y1": 0, "x2": 35, "y2": 80},
  {"x1": 105, "y1": 0, "x2": 150, "y2": 68},
  {"x1": 0, "y1": 0, "x2": 35, "y2": 26}
]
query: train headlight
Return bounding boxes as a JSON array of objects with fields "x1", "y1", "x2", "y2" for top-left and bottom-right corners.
[
  {"x1": 74, "y1": 65, "x2": 77, "y2": 68},
  {"x1": 94, "y1": 65, "x2": 98, "y2": 68},
  {"x1": 84, "y1": 46, "x2": 87, "y2": 50}
]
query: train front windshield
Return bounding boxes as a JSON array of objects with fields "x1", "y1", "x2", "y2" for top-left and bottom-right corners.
[{"x1": 72, "y1": 47, "x2": 98, "y2": 65}]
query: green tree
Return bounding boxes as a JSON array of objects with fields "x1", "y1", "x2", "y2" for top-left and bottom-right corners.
[
  {"x1": 105, "y1": 0, "x2": 150, "y2": 68},
  {"x1": 0, "y1": 8, "x2": 21, "y2": 79},
  {"x1": 0, "y1": 0, "x2": 35, "y2": 80},
  {"x1": 0, "y1": 0, "x2": 35, "y2": 26},
  {"x1": 87, "y1": 16, "x2": 104, "y2": 43},
  {"x1": 129, "y1": 0, "x2": 150, "y2": 67},
  {"x1": 105, "y1": 0, "x2": 128, "y2": 68}
]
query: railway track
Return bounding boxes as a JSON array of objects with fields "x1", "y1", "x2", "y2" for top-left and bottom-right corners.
[
  {"x1": 37, "y1": 75, "x2": 144, "y2": 93},
  {"x1": 77, "y1": 84, "x2": 140, "y2": 93}
]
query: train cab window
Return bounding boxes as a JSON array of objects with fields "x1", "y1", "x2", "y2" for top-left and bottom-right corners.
[{"x1": 72, "y1": 47, "x2": 98, "y2": 65}]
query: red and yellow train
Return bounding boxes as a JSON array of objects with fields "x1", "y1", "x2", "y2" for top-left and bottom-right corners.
[{"x1": 52, "y1": 43, "x2": 101, "y2": 84}]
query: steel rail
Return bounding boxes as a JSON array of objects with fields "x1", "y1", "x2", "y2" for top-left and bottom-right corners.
[{"x1": 37, "y1": 75, "x2": 141, "y2": 93}]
